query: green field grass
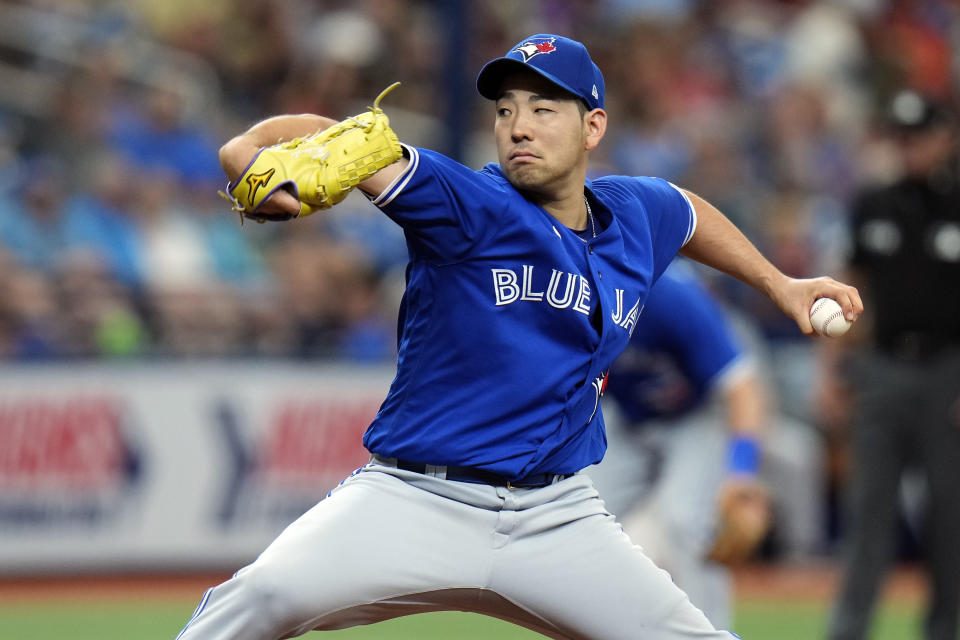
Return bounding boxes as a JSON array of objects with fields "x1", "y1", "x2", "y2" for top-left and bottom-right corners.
[{"x1": 0, "y1": 597, "x2": 920, "y2": 640}]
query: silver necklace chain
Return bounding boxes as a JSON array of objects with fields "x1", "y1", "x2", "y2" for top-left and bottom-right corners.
[{"x1": 584, "y1": 194, "x2": 597, "y2": 239}]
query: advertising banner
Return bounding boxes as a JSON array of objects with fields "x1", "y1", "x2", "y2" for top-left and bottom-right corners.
[{"x1": 0, "y1": 362, "x2": 394, "y2": 573}]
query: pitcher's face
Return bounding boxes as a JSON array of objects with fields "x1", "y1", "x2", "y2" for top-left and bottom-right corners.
[{"x1": 494, "y1": 71, "x2": 589, "y2": 197}]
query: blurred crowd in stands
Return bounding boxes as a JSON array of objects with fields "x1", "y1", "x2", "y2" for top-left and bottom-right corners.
[{"x1": 0, "y1": 0, "x2": 954, "y2": 375}]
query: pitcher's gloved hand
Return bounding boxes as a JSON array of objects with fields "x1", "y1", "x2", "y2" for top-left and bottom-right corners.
[{"x1": 219, "y1": 83, "x2": 403, "y2": 224}]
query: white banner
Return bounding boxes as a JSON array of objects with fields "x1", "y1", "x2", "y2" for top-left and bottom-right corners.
[{"x1": 0, "y1": 362, "x2": 394, "y2": 574}]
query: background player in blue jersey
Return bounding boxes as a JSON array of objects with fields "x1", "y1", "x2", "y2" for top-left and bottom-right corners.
[
  {"x1": 588, "y1": 260, "x2": 773, "y2": 629},
  {"x1": 177, "y1": 34, "x2": 861, "y2": 640}
]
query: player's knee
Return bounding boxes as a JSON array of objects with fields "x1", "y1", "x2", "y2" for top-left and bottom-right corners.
[
  {"x1": 179, "y1": 568, "x2": 303, "y2": 639},
  {"x1": 230, "y1": 564, "x2": 306, "y2": 630}
]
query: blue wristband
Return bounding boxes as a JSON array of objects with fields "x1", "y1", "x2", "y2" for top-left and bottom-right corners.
[{"x1": 728, "y1": 435, "x2": 760, "y2": 475}]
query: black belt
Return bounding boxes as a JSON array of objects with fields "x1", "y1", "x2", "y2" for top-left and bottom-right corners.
[{"x1": 378, "y1": 457, "x2": 573, "y2": 488}]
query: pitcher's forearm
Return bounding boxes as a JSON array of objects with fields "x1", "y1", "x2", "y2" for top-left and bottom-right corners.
[
  {"x1": 679, "y1": 190, "x2": 787, "y2": 297},
  {"x1": 679, "y1": 189, "x2": 863, "y2": 332},
  {"x1": 218, "y1": 114, "x2": 338, "y2": 180},
  {"x1": 724, "y1": 374, "x2": 768, "y2": 440}
]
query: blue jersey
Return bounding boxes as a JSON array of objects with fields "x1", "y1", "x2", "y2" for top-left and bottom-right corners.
[
  {"x1": 362, "y1": 146, "x2": 696, "y2": 478},
  {"x1": 605, "y1": 263, "x2": 746, "y2": 425}
]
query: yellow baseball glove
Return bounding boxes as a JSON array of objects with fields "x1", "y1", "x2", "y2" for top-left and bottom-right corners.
[{"x1": 220, "y1": 82, "x2": 403, "y2": 223}]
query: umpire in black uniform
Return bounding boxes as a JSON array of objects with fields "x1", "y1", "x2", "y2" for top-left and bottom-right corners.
[{"x1": 828, "y1": 89, "x2": 960, "y2": 640}]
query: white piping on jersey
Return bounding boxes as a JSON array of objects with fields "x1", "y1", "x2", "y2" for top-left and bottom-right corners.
[
  {"x1": 372, "y1": 143, "x2": 420, "y2": 207},
  {"x1": 711, "y1": 354, "x2": 758, "y2": 395},
  {"x1": 667, "y1": 181, "x2": 697, "y2": 247}
]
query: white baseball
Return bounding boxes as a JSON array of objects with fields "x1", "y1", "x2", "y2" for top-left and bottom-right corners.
[{"x1": 809, "y1": 298, "x2": 851, "y2": 337}]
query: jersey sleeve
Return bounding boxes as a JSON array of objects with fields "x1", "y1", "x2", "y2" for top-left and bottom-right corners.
[
  {"x1": 616, "y1": 176, "x2": 697, "y2": 281},
  {"x1": 644, "y1": 269, "x2": 743, "y2": 394},
  {"x1": 365, "y1": 145, "x2": 508, "y2": 263}
]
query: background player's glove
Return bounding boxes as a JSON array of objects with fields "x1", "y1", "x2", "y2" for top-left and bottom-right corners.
[
  {"x1": 705, "y1": 479, "x2": 772, "y2": 566},
  {"x1": 219, "y1": 82, "x2": 403, "y2": 224}
]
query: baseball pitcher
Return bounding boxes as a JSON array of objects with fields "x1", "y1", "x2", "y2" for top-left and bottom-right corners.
[{"x1": 177, "y1": 33, "x2": 862, "y2": 640}]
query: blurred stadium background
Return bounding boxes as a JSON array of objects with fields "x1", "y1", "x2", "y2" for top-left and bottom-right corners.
[{"x1": 0, "y1": 0, "x2": 954, "y2": 638}]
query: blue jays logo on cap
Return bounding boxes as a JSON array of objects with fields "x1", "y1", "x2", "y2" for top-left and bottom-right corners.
[
  {"x1": 513, "y1": 37, "x2": 558, "y2": 62},
  {"x1": 476, "y1": 33, "x2": 605, "y2": 111}
]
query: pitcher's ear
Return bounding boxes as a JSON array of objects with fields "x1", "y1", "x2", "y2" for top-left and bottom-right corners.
[{"x1": 584, "y1": 108, "x2": 607, "y2": 150}]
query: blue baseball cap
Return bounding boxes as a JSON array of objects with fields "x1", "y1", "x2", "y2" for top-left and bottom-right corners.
[{"x1": 476, "y1": 34, "x2": 605, "y2": 111}]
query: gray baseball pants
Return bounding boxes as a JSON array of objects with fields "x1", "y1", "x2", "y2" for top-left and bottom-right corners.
[{"x1": 175, "y1": 458, "x2": 739, "y2": 639}]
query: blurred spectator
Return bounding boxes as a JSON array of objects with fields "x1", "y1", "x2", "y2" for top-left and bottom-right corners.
[
  {"x1": 0, "y1": 158, "x2": 68, "y2": 272},
  {"x1": 265, "y1": 226, "x2": 392, "y2": 359},
  {"x1": 191, "y1": 185, "x2": 272, "y2": 289},
  {"x1": 60, "y1": 151, "x2": 144, "y2": 288},
  {"x1": 134, "y1": 170, "x2": 217, "y2": 290},
  {"x1": 865, "y1": 0, "x2": 956, "y2": 100},
  {"x1": 605, "y1": 21, "x2": 701, "y2": 182},
  {"x1": 0, "y1": 116, "x2": 25, "y2": 199},
  {"x1": 323, "y1": 191, "x2": 409, "y2": 275},
  {"x1": 334, "y1": 266, "x2": 397, "y2": 363},
  {"x1": 714, "y1": 0, "x2": 791, "y2": 100},
  {"x1": 107, "y1": 81, "x2": 223, "y2": 188},
  {"x1": 822, "y1": 89, "x2": 960, "y2": 640},
  {"x1": 54, "y1": 250, "x2": 148, "y2": 359},
  {"x1": 0, "y1": 258, "x2": 63, "y2": 360},
  {"x1": 214, "y1": 0, "x2": 296, "y2": 116},
  {"x1": 0, "y1": 0, "x2": 953, "y2": 386},
  {"x1": 758, "y1": 81, "x2": 857, "y2": 200},
  {"x1": 149, "y1": 284, "x2": 245, "y2": 358},
  {"x1": 132, "y1": 169, "x2": 243, "y2": 358},
  {"x1": 21, "y1": 76, "x2": 110, "y2": 191},
  {"x1": 781, "y1": 1, "x2": 871, "y2": 140}
]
